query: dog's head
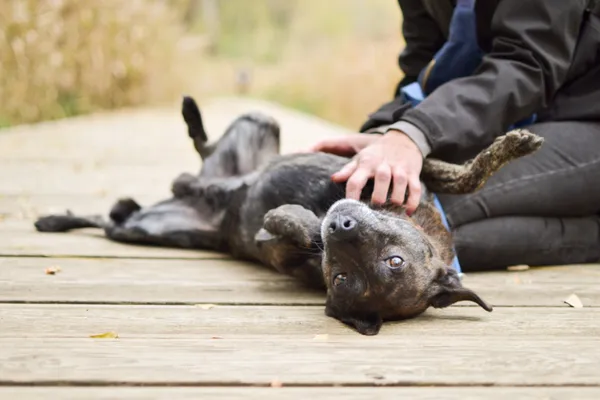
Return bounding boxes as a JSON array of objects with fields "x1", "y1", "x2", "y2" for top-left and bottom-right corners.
[{"x1": 320, "y1": 199, "x2": 492, "y2": 335}]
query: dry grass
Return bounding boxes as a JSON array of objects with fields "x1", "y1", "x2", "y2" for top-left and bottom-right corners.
[
  {"x1": 1, "y1": 0, "x2": 405, "y2": 130},
  {"x1": 0, "y1": 0, "x2": 183, "y2": 127},
  {"x1": 182, "y1": 0, "x2": 405, "y2": 130}
]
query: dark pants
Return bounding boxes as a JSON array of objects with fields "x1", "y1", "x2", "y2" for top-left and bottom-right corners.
[{"x1": 437, "y1": 121, "x2": 600, "y2": 272}]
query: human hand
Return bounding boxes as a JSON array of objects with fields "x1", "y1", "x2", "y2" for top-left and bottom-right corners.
[
  {"x1": 331, "y1": 130, "x2": 424, "y2": 215},
  {"x1": 308, "y1": 133, "x2": 380, "y2": 157}
]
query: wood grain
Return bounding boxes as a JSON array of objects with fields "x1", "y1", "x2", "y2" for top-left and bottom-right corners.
[
  {"x1": 1, "y1": 336, "x2": 598, "y2": 385},
  {"x1": 0, "y1": 194, "x2": 160, "y2": 219},
  {"x1": 0, "y1": 304, "x2": 598, "y2": 338},
  {"x1": 2, "y1": 256, "x2": 599, "y2": 307},
  {"x1": 0, "y1": 257, "x2": 320, "y2": 305},
  {"x1": 0, "y1": 387, "x2": 598, "y2": 400}
]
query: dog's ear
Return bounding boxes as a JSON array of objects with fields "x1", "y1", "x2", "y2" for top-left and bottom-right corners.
[
  {"x1": 410, "y1": 203, "x2": 451, "y2": 244},
  {"x1": 428, "y1": 267, "x2": 493, "y2": 312},
  {"x1": 325, "y1": 300, "x2": 383, "y2": 336},
  {"x1": 409, "y1": 202, "x2": 455, "y2": 265}
]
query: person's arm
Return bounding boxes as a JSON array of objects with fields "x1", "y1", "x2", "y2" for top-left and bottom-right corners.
[
  {"x1": 392, "y1": 0, "x2": 589, "y2": 159},
  {"x1": 396, "y1": 0, "x2": 447, "y2": 87},
  {"x1": 359, "y1": 0, "x2": 445, "y2": 134}
]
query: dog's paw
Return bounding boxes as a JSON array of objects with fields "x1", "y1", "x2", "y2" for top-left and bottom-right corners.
[
  {"x1": 263, "y1": 205, "x2": 320, "y2": 247},
  {"x1": 172, "y1": 173, "x2": 201, "y2": 198},
  {"x1": 109, "y1": 198, "x2": 141, "y2": 224},
  {"x1": 34, "y1": 214, "x2": 76, "y2": 232},
  {"x1": 499, "y1": 129, "x2": 544, "y2": 157}
]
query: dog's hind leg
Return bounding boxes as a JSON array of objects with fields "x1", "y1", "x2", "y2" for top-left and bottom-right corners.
[
  {"x1": 421, "y1": 129, "x2": 544, "y2": 194},
  {"x1": 35, "y1": 211, "x2": 106, "y2": 232},
  {"x1": 34, "y1": 197, "x2": 141, "y2": 233},
  {"x1": 103, "y1": 197, "x2": 224, "y2": 250},
  {"x1": 180, "y1": 96, "x2": 280, "y2": 180},
  {"x1": 35, "y1": 196, "x2": 224, "y2": 251},
  {"x1": 182, "y1": 96, "x2": 214, "y2": 160}
]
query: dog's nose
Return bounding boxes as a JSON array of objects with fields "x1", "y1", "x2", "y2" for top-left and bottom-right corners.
[{"x1": 328, "y1": 215, "x2": 357, "y2": 239}]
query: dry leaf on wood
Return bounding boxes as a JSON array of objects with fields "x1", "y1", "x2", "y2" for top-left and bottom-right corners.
[
  {"x1": 45, "y1": 266, "x2": 61, "y2": 275},
  {"x1": 211, "y1": 336, "x2": 223, "y2": 340},
  {"x1": 194, "y1": 304, "x2": 215, "y2": 310},
  {"x1": 90, "y1": 331, "x2": 119, "y2": 339},
  {"x1": 270, "y1": 379, "x2": 283, "y2": 388},
  {"x1": 507, "y1": 264, "x2": 529, "y2": 272},
  {"x1": 564, "y1": 293, "x2": 583, "y2": 308}
]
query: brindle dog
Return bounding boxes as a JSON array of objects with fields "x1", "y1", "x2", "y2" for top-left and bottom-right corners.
[{"x1": 34, "y1": 96, "x2": 544, "y2": 335}]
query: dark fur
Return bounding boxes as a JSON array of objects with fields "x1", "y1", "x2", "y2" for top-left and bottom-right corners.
[{"x1": 34, "y1": 96, "x2": 543, "y2": 335}]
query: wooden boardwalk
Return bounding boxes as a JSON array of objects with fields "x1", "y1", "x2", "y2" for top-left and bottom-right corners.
[{"x1": 1, "y1": 98, "x2": 599, "y2": 399}]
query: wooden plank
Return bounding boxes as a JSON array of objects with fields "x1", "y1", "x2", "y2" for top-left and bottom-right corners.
[
  {"x1": 0, "y1": 194, "x2": 160, "y2": 220},
  {"x1": 1, "y1": 304, "x2": 598, "y2": 338},
  {"x1": 0, "y1": 221, "x2": 227, "y2": 259},
  {"x1": 0, "y1": 162, "x2": 187, "y2": 197},
  {"x1": 0, "y1": 257, "x2": 320, "y2": 305},
  {"x1": 0, "y1": 99, "x2": 350, "y2": 165},
  {"x1": 0, "y1": 387, "x2": 598, "y2": 400},
  {"x1": 1, "y1": 256, "x2": 599, "y2": 306},
  {"x1": 1, "y1": 335, "x2": 598, "y2": 385}
]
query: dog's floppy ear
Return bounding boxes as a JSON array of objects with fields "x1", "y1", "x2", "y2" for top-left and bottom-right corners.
[
  {"x1": 428, "y1": 267, "x2": 493, "y2": 312},
  {"x1": 325, "y1": 299, "x2": 383, "y2": 336}
]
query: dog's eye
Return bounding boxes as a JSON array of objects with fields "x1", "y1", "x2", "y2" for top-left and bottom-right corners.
[
  {"x1": 333, "y1": 273, "x2": 347, "y2": 286},
  {"x1": 385, "y1": 256, "x2": 405, "y2": 269}
]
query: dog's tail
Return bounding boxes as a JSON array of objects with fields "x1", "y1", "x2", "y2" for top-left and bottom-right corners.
[
  {"x1": 34, "y1": 198, "x2": 141, "y2": 233},
  {"x1": 182, "y1": 95, "x2": 214, "y2": 159},
  {"x1": 34, "y1": 211, "x2": 107, "y2": 233}
]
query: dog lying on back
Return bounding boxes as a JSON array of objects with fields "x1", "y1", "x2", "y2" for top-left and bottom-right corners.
[{"x1": 34, "y1": 96, "x2": 543, "y2": 335}]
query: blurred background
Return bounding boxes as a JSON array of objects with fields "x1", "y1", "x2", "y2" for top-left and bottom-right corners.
[{"x1": 1, "y1": 0, "x2": 405, "y2": 130}]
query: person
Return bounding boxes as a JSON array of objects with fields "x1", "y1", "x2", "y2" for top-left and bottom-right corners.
[{"x1": 309, "y1": 0, "x2": 600, "y2": 271}]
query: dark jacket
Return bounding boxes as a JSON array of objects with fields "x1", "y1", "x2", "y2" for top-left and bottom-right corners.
[{"x1": 361, "y1": 0, "x2": 600, "y2": 162}]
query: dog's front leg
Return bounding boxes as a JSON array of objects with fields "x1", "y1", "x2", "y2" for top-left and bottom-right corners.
[{"x1": 255, "y1": 205, "x2": 325, "y2": 289}]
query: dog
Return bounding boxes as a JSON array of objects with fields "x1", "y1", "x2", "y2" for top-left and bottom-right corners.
[{"x1": 34, "y1": 96, "x2": 544, "y2": 335}]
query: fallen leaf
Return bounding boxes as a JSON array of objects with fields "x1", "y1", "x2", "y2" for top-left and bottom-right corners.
[
  {"x1": 313, "y1": 334, "x2": 329, "y2": 341},
  {"x1": 507, "y1": 264, "x2": 529, "y2": 272},
  {"x1": 90, "y1": 331, "x2": 118, "y2": 339},
  {"x1": 211, "y1": 336, "x2": 223, "y2": 339},
  {"x1": 194, "y1": 304, "x2": 215, "y2": 310},
  {"x1": 564, "y1": 293, "x2": 583, "y2": 308},
  {"x1": 45, "y1": 266, "x2": 61, "y2": 275},
  {"x1": 270, "y1": 379, "x2": 283, "y2": 388}
]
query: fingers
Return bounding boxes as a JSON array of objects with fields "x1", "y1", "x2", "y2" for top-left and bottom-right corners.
[
  {"x1": 405, "y1": 176, "x2": 422, "y2": 215},
  {"x1": 390, "y1": 167, "x2": 408, "y2": 206},
  {"x1": 345, "y1": 167, "x2": 371, "y2": 200},
  {"x1": 371, "y1": 164, "x2": 391, "y2": 204},
  {"x1": 309, "y1": 138, "x2": 355, "y2": 157},
  {"x1": 331, "y1": 159, "x2": 357, "y2": 182}
]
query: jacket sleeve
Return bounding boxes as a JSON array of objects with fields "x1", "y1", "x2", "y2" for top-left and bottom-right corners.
[
  {"x1": 396, "y1": 0, "x2": 589, "y2": 159},
  {"x1": 358, "y1": 0, "x2": 445, "y2": 133},
  {"x1": 396, "y1": 0, "x2": 446, "y2": 87}
]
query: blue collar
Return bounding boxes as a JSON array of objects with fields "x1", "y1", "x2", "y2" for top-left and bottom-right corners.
[{"x1": 432, "y1": 194, "x2": 462, "y2": 274}]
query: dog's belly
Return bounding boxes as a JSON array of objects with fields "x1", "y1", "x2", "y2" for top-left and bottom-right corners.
[{"x1": 231, "y1": 153, "x2": 349, "y2": 258}]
